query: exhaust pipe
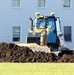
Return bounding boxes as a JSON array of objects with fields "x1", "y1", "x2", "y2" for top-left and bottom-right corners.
[{"x1": 30, "y1": 17, "x2": 33, "y2": 31}]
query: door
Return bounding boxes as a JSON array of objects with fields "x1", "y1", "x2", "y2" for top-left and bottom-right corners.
[{"x1": 47, "y1": 17, "x2": 57, "y2": 44}]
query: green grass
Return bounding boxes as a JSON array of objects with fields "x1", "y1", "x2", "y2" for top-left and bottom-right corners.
[{"x1": 0, "y1": 63, "x2": 74, "y2": 75}]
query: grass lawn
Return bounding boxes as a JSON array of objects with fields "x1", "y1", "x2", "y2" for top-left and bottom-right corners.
[{"x1": 0, "y1": 63, "x2": 74, "y2": 75}]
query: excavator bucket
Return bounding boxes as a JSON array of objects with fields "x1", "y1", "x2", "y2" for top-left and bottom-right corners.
[
  {"x1": 17, "y1": 43, "x2": 61, "y2": 56},
  {"x1": 17, "y1": 43, "x2": 51, "y2": 53}
]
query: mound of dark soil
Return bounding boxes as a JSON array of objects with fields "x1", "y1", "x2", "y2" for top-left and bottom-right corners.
[{"x1": 0, "y1": 42, "x2": 74, "y2": 63}]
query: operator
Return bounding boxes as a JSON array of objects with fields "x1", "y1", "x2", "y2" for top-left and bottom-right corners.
[
  {"x1": 33, "y1": 12, "x2": 41, "y2": 30},
  {"x1": 46, "y1": 12, "x2": 55, "y2": 34}
]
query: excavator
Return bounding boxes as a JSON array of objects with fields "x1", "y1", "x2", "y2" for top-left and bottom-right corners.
[{"x1": 17, "y1": 12, "x2": 67, "y2": 54}]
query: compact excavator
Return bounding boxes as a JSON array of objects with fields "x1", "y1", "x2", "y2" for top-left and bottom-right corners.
[{"x1": 17, "y1": 12, "x2": 67, "y2": 54}]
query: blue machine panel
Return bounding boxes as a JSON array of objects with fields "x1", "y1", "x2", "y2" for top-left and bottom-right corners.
[{"x1": 47, "y1": 17, "x2": 57, "y2": 44}]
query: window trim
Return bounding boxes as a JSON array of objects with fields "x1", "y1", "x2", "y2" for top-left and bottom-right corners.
[
  {"x1": 38, "y1": 0, "x2": 47, "y2": 8},
  {"x1": 12, "y1": 0, "x2": 21, "y2": 8}
]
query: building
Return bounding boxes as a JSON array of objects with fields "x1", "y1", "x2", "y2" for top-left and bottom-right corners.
[{"x1": 0, "y1": 0, "x2": 73, "y2": 49}]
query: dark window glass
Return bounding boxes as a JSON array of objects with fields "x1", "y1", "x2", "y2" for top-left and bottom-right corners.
[
  {"x1": 64, "y1": 26, "x2": 71, "y2": 41},
  {"x1": 13, "y1": 27, "x2": 20, "y2": 42}
]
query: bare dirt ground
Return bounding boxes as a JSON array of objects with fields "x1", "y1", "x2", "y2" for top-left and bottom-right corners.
[{"x1": 0, "y1": 42, "x2": 74, "y2": 63}]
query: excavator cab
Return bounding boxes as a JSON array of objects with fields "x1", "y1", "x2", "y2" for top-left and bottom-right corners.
[{"x1": 26, "y1": 14, "x2": 65, "y2": 50}]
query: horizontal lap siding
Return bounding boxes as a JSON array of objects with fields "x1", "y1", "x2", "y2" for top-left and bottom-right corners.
[{"x1": 0, "y1": 0, "x2": 74, "y2": 49}]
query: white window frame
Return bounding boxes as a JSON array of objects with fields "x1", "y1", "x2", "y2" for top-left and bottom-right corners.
[
  {"x1": 12, "y1": 26, "x2": 21, "y2": 42},
  {"x1": 63, "y1": 0, "x2": 71, "y2": 7},
  {"x1": 12, "y1": 0, "x2": 21, "y2": 8},
  {"x1": 38, "y1": 0, "x2": 46, "y2": 8}
]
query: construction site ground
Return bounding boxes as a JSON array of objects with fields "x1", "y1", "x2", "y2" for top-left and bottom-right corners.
[{"x1": 0, "y1": 42, "x2": 74, "y2": 63}]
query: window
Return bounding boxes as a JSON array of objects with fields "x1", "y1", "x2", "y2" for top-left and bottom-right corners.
[
  {"x1": 13, "y1": 27, "x2": 20, "y2": 42},
  {"x1": 37, "y1": 18, "x2": 46, "y2": 28},
  {"x1": 38, "y1": 0, "x2": 46, "y2": 7},
  {"x1": 63, "y1": 0, "x2": 71, "y2": 7},
  {"x1": 12, "y1": 0, "x2": 20, "y2": 7},
  {"x1": 47, "y1": 18, "x2": 55, "y2": 31},
  {"x1": 64, "y1": 26, "x2": 71, "y2": 41}
]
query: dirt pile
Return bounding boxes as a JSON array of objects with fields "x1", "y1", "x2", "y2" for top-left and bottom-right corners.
[{"x1": 0, "y1": 42, "x2": 74, "y2": 63}]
